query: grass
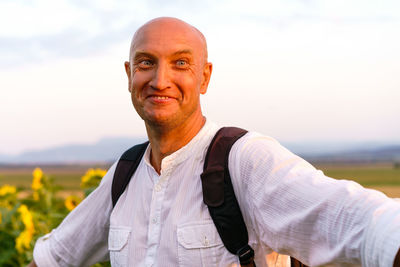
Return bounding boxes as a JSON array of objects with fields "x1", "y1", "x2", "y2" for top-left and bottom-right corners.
[
  {"x1": 0, "y1": 173, "x2": 82, "y2": 190},
  {"x1": 314, "y1": 163, "x2": 400, "y2": 197},
  {"x1": 320, "y1": 168, "x2": 400, "y2": 186},
  {"x1": 0, "y1": 164, "x2": 110, "y2": 190}
]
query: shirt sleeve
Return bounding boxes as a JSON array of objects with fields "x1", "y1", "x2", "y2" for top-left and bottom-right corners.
[
  {"x1": 228, "y1": 132, "x2": 400, "y2": 267},
  {"x1": 33, "y1": 161, "x2": 118, "y2": 267}
]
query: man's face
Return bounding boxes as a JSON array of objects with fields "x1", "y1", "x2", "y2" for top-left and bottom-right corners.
[{"x1": 125, "y1": 19, "x2": 212, "y2": 130}]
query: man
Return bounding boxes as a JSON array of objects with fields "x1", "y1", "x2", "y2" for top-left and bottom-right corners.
[{"x1": 30, "y1": 17, "x2": 400, "y2": 267}]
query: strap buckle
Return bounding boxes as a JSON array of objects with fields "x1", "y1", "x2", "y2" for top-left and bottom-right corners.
[{"x1": 236, "y1": 245, "x2": 255, "y2": 265}]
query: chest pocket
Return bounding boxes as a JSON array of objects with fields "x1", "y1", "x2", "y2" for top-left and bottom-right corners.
[
  {"x1": 108, "y1": 226, "x2": 131, "y2": 267},
  {"x1": 177, "y1": 221, "x2": 237, "y2": 267}
]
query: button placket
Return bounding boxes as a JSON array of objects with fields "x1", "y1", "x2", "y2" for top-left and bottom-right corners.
[
  {"x1": 154, "y1": 184, "x2": 162, "y2": 192},
  {"x1": 144, "y1": 169, "x2": 171, "y2": 267}
]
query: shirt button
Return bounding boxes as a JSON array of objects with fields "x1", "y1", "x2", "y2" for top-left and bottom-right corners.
[
  {"x1": 203, "y1": 236, "x2": 209, "y2": 246},
  {"x1": 152, "y1": 218, "x2": 158, "y2": 224},
  {"x1": 155, "y1": 184, "x2": 161, "y2": 192}
]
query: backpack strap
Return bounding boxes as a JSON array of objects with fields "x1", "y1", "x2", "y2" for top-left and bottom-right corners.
[
  {"x1": 200, "y1": 127, "x2": 255, "y2": 266},
  {"x1": 201, "y1": 127, "x2": 308, "y2": 267},
  {"x1": 291, "y1": 257, "x2": 308, "y2": 267},
  {"x1": 112, "y1": 141, "x2": 149, "y2": 207}
]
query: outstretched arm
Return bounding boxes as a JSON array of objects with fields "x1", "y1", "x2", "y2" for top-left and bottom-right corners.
[{"x1": 228, "y1": 132, "x2": 400, "y2": 267}]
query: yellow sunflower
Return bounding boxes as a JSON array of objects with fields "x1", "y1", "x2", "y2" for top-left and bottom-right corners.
[
  {"x1": 32, "y1": 167, "x2": 44, "y2": 191},
  {"x1": 15, "y1": 205, "x2": 35, "y2": 253},
  {"x1": 18, "y1": 205, "x2": 34, "y2": 230},
  {"x1": 65, "y1": 195, "x2": 82, "y2": 211},
  {"x1": 15, "y1": 229, "x2": 34, "y2": 253},
  {"x1": 0, "y1": 184, "x2": 16, "y2": 196},
  {"x1": 81, "y1": 168, "x2": 107, "y2": 188}
]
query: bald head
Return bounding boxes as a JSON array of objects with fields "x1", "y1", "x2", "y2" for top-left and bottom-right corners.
[
  {"x1": 129, "y1": 17, "x2": 208, "y2": 64},
  {"x1": 123, "y1": 16, "x2": 213, "y2": 137}
]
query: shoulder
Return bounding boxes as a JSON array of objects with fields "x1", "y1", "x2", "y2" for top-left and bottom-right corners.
[
  {"x1": 228, "y1": 130, "x2": 316, "y2": 185},
  {"x1": 98, "y1": 160, "x2": 119, "y2": 187},
  {"x1": 230, "y1": 131, "x2": 300, "y2": 166}
]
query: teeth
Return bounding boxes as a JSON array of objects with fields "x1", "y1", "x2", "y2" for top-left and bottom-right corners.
[{"x1": 155, "y1": 96, "x2": 168, "y2": 99}]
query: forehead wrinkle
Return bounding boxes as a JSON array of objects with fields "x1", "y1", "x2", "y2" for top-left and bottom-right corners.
[
  {"x1": 172, "y1": 49, "x2": 193, "y2": 56},
  {"x1": 135, "y1": 49, "x2": 193, "y2": 58}
]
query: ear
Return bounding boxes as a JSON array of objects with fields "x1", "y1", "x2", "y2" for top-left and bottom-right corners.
[
  {"x1": 200, "y1": 62, "x2": 213, "y2": 95},
  {"x1": 124, "y1": 61, "x2": 132, "y2": 92}
]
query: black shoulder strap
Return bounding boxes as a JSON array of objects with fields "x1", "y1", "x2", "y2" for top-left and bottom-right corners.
[
  {"x1": 112, "y1": 141, "x2": 149, "y2": 207},
  {"x1": 291, "y1": 257, "x2": 308, "y2": 267},
  {"x1": 201, "y1": 127, "x2": 308, "y2": 267},
  {"x1": 200, "y1": 127, "x2": 255, "y2": 266}
]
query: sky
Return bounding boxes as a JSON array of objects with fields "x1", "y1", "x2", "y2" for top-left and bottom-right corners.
[{"x1": 1, "y1": 0, "x2": 399, "y2": 155}]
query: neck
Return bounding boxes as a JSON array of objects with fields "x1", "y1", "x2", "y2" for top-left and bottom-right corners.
[{"x1": 146, "y1": 115, "x2": 206, "y2": 174}]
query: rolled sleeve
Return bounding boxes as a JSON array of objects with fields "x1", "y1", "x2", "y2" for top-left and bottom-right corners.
[
  {"x1": 33, "y1": 232, "x2": 60, "y2": 267},
  {"x1": 362, "y1": 199, "x2": 400, "y2": 267}
]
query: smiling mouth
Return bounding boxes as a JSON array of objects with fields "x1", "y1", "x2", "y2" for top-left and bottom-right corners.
[{"x1": 147, "y1": 95, "x2": 176, "y2": 103}]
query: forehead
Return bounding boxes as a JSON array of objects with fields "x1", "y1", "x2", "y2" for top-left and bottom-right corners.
[{"x1": 131, "y1": 20, "x2": 206, "y2": 59}]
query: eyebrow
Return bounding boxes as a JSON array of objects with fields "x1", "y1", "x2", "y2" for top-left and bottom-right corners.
[
  {"x1": 171, "y1": 49, "x2": 193, "y2": 56},
  {"x1": 133, "y1": 51, "x2": 155, "y2": 61}
]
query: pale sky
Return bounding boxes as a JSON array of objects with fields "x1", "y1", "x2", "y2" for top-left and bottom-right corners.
[{"x1": 1, "y1": 0, "x2": 399, "y2": 155}]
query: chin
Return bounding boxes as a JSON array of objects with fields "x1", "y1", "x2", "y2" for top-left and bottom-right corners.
[{"x1": 146, "y1": 116, "x2": 178, "y2": 129}]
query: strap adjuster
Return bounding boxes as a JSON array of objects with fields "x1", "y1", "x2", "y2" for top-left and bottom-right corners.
[{"x1": 236, "y1": 245, "x2": 255, "y2": 265}]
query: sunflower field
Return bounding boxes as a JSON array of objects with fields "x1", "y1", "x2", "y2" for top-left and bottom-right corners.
[{"x1": 0, "y1": 167, "x2": 110, "y2": 266}]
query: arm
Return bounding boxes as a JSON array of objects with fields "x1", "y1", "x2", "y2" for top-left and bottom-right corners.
[
  {"x1": 228, "y1": 132, "x2": 400, "y2": 267},
  {"x1": 32, "y1": 162, "x2": 117, "y2": 266}
]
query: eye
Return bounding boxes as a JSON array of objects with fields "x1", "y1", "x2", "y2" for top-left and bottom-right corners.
[
  {"x1": 175, "y1": 59, "x2": 188, "y2": 68},
  {"x1": 138, "y1": 60, "x2": 153, "y2": 69}
]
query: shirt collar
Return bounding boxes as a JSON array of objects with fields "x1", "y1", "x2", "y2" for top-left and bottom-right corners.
[{"x1": 143, "y1": 119, "x2": 219, "y2": 173}]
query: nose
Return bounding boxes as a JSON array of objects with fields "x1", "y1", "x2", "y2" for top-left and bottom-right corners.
[{"x1": 149, "y1": 61, "x2": 171, "y2": 90}]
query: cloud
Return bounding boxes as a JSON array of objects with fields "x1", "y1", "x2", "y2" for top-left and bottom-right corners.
[
  {"x1": 1, "y1": 0, "x2": 399, "y2": 69},
  {"x1": 0, "y1": 0, "x2": 217, "y2": 69},
  {"x1": 0, "y1": 23, "x2": 136, "y2": 68},
  {"x1": 0, "y1": 0, "x2": 146, "y2": 68}
]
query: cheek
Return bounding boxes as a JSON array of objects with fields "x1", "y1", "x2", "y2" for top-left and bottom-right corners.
[
  {"x1": 131, "y1": 70, "x2": 151, "y2": 92},
  {"x1": 130, "y1": 76, "x2": 143, "y2": 104},
  {"x1": 131, "y1": 75, "x2": 141, "y2": 92},
  {"x1": 174, "y1": 72, "x2": 201, "y2": 93}
]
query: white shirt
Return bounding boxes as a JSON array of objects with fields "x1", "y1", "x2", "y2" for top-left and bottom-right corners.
[{"x1": 33, "y1": 120, "x2": 400, "y2": 267}]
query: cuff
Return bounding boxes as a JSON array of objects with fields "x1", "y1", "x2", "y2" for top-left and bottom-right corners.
[
  {"x1": 33, "y1": 232, "x2": 60, "y2": 267},
  {"x1": 363, "y1": 199, "x2": 400, "y2": 267}
]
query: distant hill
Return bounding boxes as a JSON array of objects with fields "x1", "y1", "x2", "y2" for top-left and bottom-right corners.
[
  {"x1": 1, "y1": 137, "x2": 146, "y2": 164},
  {"x1": 303, "y1": 145, "x2": 400, "y2": 163},
  {"x1": 1, "y1": 137, "x2": 399, "y2": 164}
]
